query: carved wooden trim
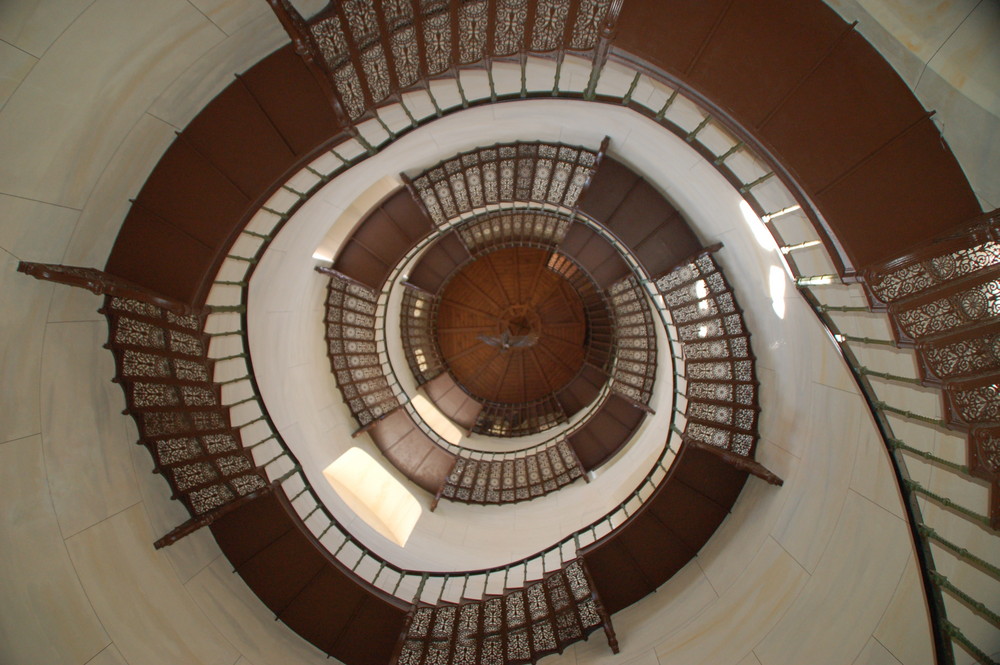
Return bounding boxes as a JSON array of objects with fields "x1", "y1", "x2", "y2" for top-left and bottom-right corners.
[
  {"x1": 18, "y1": 261, "x2": 201, "y2": 316},
  {"x1": 154, "y1": 471, "x2": 292, "y2": 548},
  {"x1": 685, "y1": 437, "x2": 783, "y2": 486}
]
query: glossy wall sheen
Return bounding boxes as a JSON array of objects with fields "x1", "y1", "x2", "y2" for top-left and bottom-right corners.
[{"x1": 0, "y1": 1, "x2": 997, "y2": 664}]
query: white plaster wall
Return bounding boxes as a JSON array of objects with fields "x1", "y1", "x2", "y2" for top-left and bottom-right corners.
[{"x1": 0, "y1": 2, "x2": 994, "y2": 665}]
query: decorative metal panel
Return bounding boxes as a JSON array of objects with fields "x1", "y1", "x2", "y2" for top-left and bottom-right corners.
[
  {"x1": 653, "y1": 249, "x2": 760, "y2": 458},
  {"x1": 868, "y1": 241, "x2": 1000, "y2": 304},
  {"x1": 410, "y1": 141, "x2": 601, "y2": 225},
  {"x1": 324, "y1": 272, "x2": 400, "y2": 426},
  {"x1": 104, "y1": 297, "x2": 265, "y2": 519}
]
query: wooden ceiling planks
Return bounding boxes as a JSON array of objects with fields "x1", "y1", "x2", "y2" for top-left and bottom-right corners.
[{"x1": 436, "y1": 247, "x2": 588, "y2": 404}]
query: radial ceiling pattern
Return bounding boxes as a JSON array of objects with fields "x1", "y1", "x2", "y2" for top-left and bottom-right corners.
[{"x1": 436, "y1": 247, "x2": 588, "y2": 404}]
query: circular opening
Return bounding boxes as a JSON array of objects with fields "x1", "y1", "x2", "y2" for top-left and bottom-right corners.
[{"x1": 436, "y1": 246, "x2": 588, "y2": 404}]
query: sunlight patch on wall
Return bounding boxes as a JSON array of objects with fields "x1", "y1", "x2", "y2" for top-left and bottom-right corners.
[
  {"x1": 312, "y1": 175, "x2": 401, "y2": 265},
  {"x1": 769, "y1": 264, "x2": 787, "y2": 320},
  {"x1": 323, "y1": 447, "x2": 422, "y2": 547},
  {"x1": 740, "y1": 199, "x2": 777, "y2": 252},
  {"x1": 412, "y1": 394, "x2": 464, "y2": 445}
]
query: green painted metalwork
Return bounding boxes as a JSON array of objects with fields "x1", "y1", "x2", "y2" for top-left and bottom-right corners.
[
  {"x1": 713, "y1": 140, "x2": 743, "y2": 165},
  {"x1": 654, "y1": 89, "x2": 678, "y2": 120},
  {"x1": 904, "y1": 480, "x2": 992, "y2": 527},
  {"x1": 858, "y1": 366, "x2": 925, "y2": 385},
  {"x1": 738, "y1": 171, "x2": 775, "y2": 193},
  {"x1": 685, "y1": 115, "x2": 712, "y2": 142},
  {"x1": 838, "y1": 334, "x2": 896, "y2": 346},
  {"x1": 887, "y1": 438, "x2": 969, "y2": 474},
  {"x1": 931, "y1": 571, "x2": 1000, "y2": 627},
  {"x1": 876, "y1": 401, "x2": 948, "y2": 427},
  {"x1": 919, "y1": 525, "x2": 1000, "y2": 580},
  {"x1": 621, "y1": 72, "x2": 640, "y2": 105}
]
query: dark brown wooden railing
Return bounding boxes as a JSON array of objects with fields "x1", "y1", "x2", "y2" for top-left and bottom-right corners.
[
  {"x1": 652, "y1": 246, "x2": 781, "y2": 485},
  {"x1": 607, "y1": 274, "x2": 655, "y2": 408}
]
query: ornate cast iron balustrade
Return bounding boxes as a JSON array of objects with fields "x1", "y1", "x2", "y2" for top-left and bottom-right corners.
[
  {"x1": 322, "y1": 267, "x2": 402, "y2": 429},
  {"x1": 439, "y1": 439, "x2": 585, "y2": 504},
  {"x1": 103, "y1": 295, "x2": 276, "y2": 544},
  {"x1": 393, "y1": 559, "x2": 615, "y2": 665},
  {"x1": 863, "y1": 210, "x2": 1000, "y2": 310},
  {"x1": 18, "y1": 260, "x2": 286, "y2": 550},
  {"x1": 860, "y1": 209, "x2": 1000, "y2": 528},
  {"x1": 652, "y1": 246, "x2": 778, "y2": 484},
  {"x1": 268, "y1": 0, "x2": 621, "y2": 127},
  {"x1": 407, "y1": 140, "x2": 606, "y2": 226},
  {"x1": 607, "y1": 274, "x2": 655, "y2": 409}
]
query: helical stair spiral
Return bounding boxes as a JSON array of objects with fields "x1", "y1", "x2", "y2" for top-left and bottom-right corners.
[{"x1": 12, "y1": 1, "x2": 1000, "y2": 664}]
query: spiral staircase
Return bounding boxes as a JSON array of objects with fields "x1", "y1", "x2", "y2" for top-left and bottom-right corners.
[{"x1": 5, "y1": 1, "x2": 1000, "y2": 665}]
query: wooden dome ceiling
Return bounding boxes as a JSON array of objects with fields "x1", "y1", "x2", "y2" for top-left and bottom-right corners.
[{"x1": 436, "y1": 247, "x2": 588, "y2": 404}]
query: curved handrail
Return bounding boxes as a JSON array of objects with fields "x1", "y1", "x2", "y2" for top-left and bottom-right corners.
[
  {"x1": 382, "y1": 202, "x2": 674, "y2": 457},
  {"x1": 205, "y1": 99, "x2": 689, "y2": 603},
  {"x1": 191, "y1": 57, "x2": 988, "y2": 660},
  {"x1": 87, "y1": 5, "x2": 994, "y2": 657},
  {"x1": 202, "y1": 60, "x2": 803, "y2": 604}
]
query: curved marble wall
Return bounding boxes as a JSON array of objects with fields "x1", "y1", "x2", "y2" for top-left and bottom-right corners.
[{"x1": 1, "y1": 1, "x2": 996, "y2": 664}]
